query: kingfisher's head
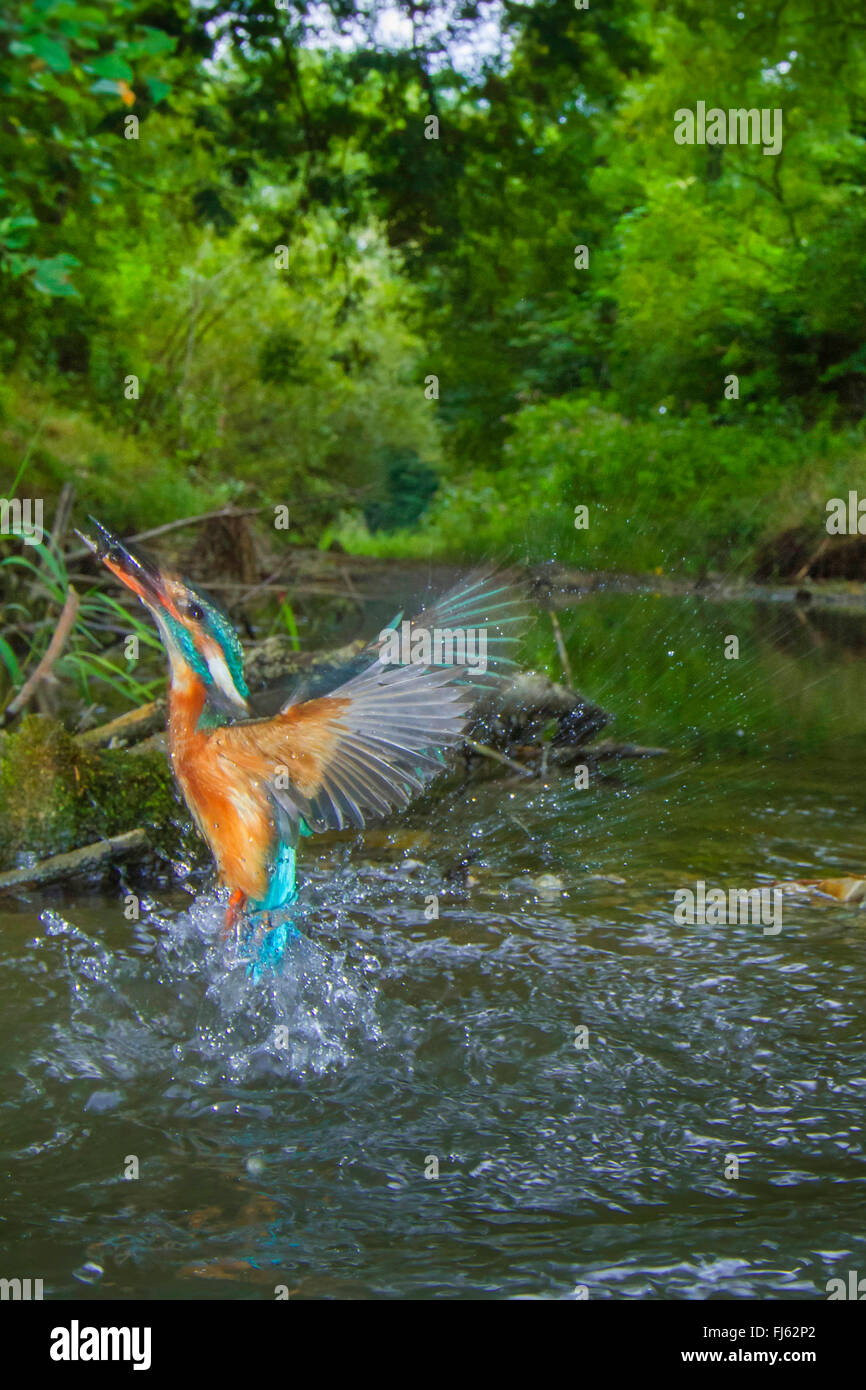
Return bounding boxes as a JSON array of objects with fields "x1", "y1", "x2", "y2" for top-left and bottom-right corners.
[{"x1": 78, "y1": 517, "x2": 250, "y2": 718}]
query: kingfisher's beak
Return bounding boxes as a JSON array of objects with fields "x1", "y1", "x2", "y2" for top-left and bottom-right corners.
[{"x1": 76, "y1": 517, "x2": 172, "y2": 615}]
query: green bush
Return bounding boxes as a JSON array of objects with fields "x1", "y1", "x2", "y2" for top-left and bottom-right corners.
[{"x1": 338, "y1": 397, "x2": 866, "y2": 576}]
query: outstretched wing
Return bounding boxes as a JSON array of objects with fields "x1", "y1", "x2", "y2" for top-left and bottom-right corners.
[
  {"x1": 256, "y1": 564, "x2": 527, "y2": 713},
  {"x1": 389, "y1": 564, "x2": 527, "y2": 691},
  {"x1": 216, "y1": 567, "x2": 527, "y2": 838}
]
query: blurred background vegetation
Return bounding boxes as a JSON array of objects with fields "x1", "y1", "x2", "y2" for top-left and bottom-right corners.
[{"x1": 2, "y1": 0, "x2": 866, "y2": 581}]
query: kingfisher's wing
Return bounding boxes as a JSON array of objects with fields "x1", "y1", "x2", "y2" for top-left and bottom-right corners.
[
  {"x1": 216, "y1": 567, "x2": 527, "y2": 838},
  {"x1": 380, "y1": 565, "x2": 527, "y2": 691},
  {"x1": 256, "y1": 565, "x2": 528, "y2": 713}
]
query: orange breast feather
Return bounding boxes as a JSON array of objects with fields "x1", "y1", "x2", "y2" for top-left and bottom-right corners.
[{"x1": 167, "y1": 678, "x2": 347, "y2": 901}]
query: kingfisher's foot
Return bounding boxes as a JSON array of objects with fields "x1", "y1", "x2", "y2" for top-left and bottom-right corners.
[{"x1": 222, "y1": 888, "x2": 247, "y2": 941}]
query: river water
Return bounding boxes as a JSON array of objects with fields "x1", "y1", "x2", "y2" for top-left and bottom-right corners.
[{"x1": 1, "y1": 589, "x2": 865, "y2": 1298}]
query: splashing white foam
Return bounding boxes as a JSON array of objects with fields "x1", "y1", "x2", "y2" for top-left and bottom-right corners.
[{"x1": 37, "y1": 884, "x2": 383, "y2": 1087}]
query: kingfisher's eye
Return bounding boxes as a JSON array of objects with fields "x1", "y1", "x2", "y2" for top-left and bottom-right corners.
[{"x1": 183, "y1": 600, "x2": 204, "y2": 623}]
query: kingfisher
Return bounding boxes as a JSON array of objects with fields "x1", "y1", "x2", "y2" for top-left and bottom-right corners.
[{"x1": 77, "y1": 519, "x2": 526, "y2": 975}]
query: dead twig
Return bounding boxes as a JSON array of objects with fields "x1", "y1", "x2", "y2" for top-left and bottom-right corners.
[
  {"x1": 2, "y1": 585, "x2": 80, "y2": 722},
  {"x1": 51, "y1": 482, "x2": 76, "y2": 549},
  {"x1": 63, "y1": 506, "x2": 266, "y2": 564},
  {"x1": 550, "y1": 610, "x2": 574, "y2": 689},
  {"x1": 234, "y1": 552, "x2": 295, "y2": 605},
  {"x1": 464, "y1": 737, "x2": 534, "y2": 778},
  {"x1": 794, "y1": 536, "x2": 829, "y2": 582}
]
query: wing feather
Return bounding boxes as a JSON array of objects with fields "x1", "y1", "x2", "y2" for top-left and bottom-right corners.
[{"x1": 217, "y1": 567, "x2": 527, "y2": 836}]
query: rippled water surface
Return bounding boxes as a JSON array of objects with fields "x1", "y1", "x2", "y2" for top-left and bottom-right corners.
[{"x1": 2, "y1": 591, "x2": 866, "y2": 1298}]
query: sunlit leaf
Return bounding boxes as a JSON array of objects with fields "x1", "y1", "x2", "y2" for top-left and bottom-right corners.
[
  {"x1": 26, "y1": 36, "x2": 71, "y2": 72},
  {"x1": 32, "y1": 253, "x2": 81, "y2": 297},
  {"x1": 86, "y1": 53, "x2": 134, "y2": 82}
]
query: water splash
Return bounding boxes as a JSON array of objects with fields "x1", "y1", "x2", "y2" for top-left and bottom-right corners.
[{"x1": 36, "y1": 878, "x2": 384, "y2": 1089}]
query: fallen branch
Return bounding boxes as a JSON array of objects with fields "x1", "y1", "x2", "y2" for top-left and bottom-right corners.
[
  {"x1": 0, "y1": 828, "x2": 148, "y2": 893},
  {"x1": 77, "y1": 699, "x2": 165, "y2": 749}
]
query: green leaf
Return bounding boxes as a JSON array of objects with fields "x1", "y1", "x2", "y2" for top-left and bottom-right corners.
[
  {"x1": 4, "y1": 254, "x2": 38, "y2": 277},
  {"x1": 0, "y1": 216, "x2": 37, "y2": 251},
  {"x1": 34, "y1": 541, "x2": 68, "y2": 589},
  {"x1": 146, "y1": 77, "x2": 171, "y2": 104},
  {"x1": 280, "y1": 599, "x2": 301, "y2": 651},
  {"x1": 32, "y1": 253, "x2": 81, "y2": 297},
  {"x1": 28, "y1": 36, "x2": 72, "y2": 72},
  {"x1": 123, "y1": 29, "x2": 177, "y2": 58},
  {"x1": 86, "y1": 53, "x2": 134, "y2": 82},
  {"x1": 0, "y1": 634, "x2": 22, "y2": 686},
  {"x1": 140, "y1": 27, "x2": 176, "y2": 55},
  {"x1": 0, "y1": 555, "x2": 37, "y2": 571}
]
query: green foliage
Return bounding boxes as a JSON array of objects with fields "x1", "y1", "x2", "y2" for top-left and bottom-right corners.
[
  {"x1": 0, "y1": 375, "x2": 230, "y2": 528},
  {"x1": 3, "y1": 0, "x2": 866, "y2": 588},
  {"x1": 0, "y1": 535, "x2": 163, "y2": 708},
  {"x1": 341, "y1": 396, "x2": 866, "y2": 575},
  {"x1": 0, "y1": 0, "x2": 179, "y2": 302},
  {"x1": 362, "y1": 448, "x2": 439, "y2": 533},
  {"x1": 276, "y1": 597, "x2": 300, "y2": 652}
]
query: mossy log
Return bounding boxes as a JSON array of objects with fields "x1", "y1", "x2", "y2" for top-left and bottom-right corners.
[{"x1": 0, "y1": 712, "x2": 187, "y2": 873}]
